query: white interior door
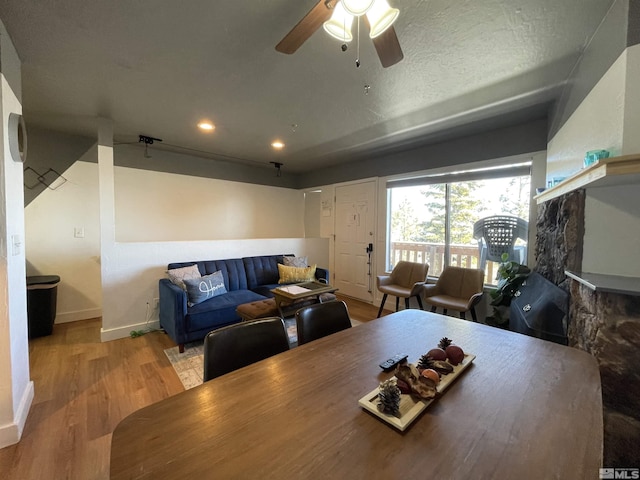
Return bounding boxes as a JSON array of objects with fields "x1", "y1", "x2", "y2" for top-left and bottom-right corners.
[{"x1": 334, "y1": 181, "x2": 376, "y2": 302}]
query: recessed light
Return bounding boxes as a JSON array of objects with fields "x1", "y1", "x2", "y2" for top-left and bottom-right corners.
[
  {"x1": 271, "y1": 141, "x2": 285, "y2": 149},
  {"x1": 198, "y1": 121, "x2": 215, "y2": 131}
]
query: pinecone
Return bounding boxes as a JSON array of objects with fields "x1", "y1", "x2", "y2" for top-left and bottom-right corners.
[
  {"x1": 438, "y1": 337, "x2": 453, "y2": 349},
  {"x1": 416, "y1": 354, "x2": 453, "y2": 375},
  {"x1": 417, "y1": 354, "x2": 433, "y2": 370},
  {"x1": 377, "y1": 380, "x2": 401, "y2": 416}
]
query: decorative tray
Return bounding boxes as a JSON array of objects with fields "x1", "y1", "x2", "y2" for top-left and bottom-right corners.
[{"x1": 358, "y1": 354, "x2": 475, "y2": 431}]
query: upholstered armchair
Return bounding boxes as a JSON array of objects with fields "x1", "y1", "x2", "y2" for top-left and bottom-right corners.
[
  {"x1": 423, "y1": 266, "x2": 484, "y2": 322},
  {"x1": 376, "y1": 261, "x2": 429, "y2": 318}
]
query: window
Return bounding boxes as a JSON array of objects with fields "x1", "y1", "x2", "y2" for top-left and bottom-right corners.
[{"x1": 387, "y1": 164, "x2": 531, "y2": 285}]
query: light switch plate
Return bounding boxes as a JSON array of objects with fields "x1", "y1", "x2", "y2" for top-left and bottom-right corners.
[{"x1": 74, "y1": 227, "x2": 85, "y2": 238}]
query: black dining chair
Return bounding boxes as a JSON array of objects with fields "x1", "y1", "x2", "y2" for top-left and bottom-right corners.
[
  {"x1": 295, "y1": 300, "x2": 352, "y2": 346},
  {"x1": 203, "y1": 317, "x2": 290, "y2": 382}
]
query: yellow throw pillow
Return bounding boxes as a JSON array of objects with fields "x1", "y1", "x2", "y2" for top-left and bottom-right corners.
[{"x1": 278, "y1": 264, "x2": 317, "y2": 284}]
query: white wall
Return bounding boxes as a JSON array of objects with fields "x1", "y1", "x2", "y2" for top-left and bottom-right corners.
[
  {"x1": 25, "y1": 152, "x2": 102, "y2": 323},
  {"x1": 622, "y1": 45, "x2": 640, "y2": 155},
  {"x1": 303, "y1": 191, "x2": 321, "y2": 238},
  {"x1": 547, "y1": 44, "x2": 640, "y2": 178},
  {"x1": 114, "y1": 166, "x2": 305, "y2": 242},
  {"x1": 546, "y1": 48, "x2": 627, "y2": 182},
  {"x1": 547, "y1": 44, "x2": 640, "y2": 277},
  {"x1": 583, "y1": 184, "x2": 640, "y2": 276},
  {"x1": 0, "y1": 22, "x2": 34, "y2": 448}
]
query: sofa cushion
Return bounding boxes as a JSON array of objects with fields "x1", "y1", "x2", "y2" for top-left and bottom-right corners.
[
  {"x1": 185, "y1": 289, "x2": 266, "y2": 332},
  {"x1": 243, "y1": 255, "x2": 284, "y2": 290},
  {"x1": 184, "y1": 271, "x2": 227, "y2": 306},
  {"x1": 278, "y1": 264, "x2": 317, "y2": 284},
  {"x1": 167, "y1": 264, "x2": 201, "y2": 290}
]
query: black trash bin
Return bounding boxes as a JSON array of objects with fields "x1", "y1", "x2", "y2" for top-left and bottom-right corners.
[{"x1": 26, "y1": 275, "x2": 60, "y2": 339}]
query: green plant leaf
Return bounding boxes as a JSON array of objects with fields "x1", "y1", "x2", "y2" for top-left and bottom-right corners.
[{"x1": 490, "y1": 256, "x2": 531, "y2": 306}]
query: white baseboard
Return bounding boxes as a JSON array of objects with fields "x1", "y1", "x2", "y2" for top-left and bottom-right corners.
[
  {"x1": 55, "y1": 307, "x2": 102, "y2": 324},
  {"x1": 0, "y1": 380, "x2": 34, "y2": 449},
  {"x1": 101, "y1": 319, "x2": 161, "y2": 342}
]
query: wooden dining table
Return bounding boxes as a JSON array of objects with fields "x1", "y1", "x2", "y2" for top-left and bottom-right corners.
[{"x1": 110, "y1": 310, "x2": 603, "y2": 479}]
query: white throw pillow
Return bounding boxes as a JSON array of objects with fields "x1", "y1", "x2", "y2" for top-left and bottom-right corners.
[
  {"x1": 167, "y1": 264, "x2": 201, "y2": 291},
  {"x1": 283, "y1": 256, "x2": 308, "y2": 268}
]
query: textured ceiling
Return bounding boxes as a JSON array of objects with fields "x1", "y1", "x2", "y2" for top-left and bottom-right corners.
[{"x1": 0, "y1": 0, "x2": 615, "y2": 172}]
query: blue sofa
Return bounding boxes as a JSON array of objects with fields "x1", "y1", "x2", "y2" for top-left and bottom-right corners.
[{"x1": 159, "y1": 254, "x2": 328, "y2": 352}]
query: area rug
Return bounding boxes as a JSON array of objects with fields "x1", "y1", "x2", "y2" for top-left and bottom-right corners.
[{"x1": 164, "y1": 318, "x2": 361, "y2": 390}]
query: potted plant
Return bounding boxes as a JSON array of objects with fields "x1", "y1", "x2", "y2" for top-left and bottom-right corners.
[{"x1": 486, "y1": 252, "x2": 531, "y2": 327}]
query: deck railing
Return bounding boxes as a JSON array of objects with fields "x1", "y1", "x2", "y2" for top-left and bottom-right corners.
[{"x1": 389, "y1": 241, "x2": 498, "y2": 285}]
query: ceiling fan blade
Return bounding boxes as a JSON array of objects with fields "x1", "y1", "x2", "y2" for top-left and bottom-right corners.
[
  {"x1": 372, "y1": 26, "x2": 404, "y2": 68},
  {"x1": 276, "y1": 0, "x2": 338, "y2": 54}
]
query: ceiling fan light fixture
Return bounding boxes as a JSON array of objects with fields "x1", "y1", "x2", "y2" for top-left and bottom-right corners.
[
  {"x1": 323, "y1": 2, "x2": 354, "y2": 42},
  {"x1": 367, "y1": 0, "x2": 399, "y2": 38},
  {"x1": 341, "y1": 0, "x2": 375, "y2": 16}
]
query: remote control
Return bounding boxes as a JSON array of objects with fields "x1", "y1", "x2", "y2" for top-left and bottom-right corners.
[{"x1": 379, "y1": 354, "x2": 408, "y2": 372}]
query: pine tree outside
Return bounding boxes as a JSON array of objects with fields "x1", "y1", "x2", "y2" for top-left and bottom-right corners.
[{"x1": 388, "y1": 174, "x2": 530, "y2": 285}]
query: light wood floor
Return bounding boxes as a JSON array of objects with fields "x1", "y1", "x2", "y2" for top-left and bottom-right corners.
[{"x1": 0, "y1": 295, "x2": 385, "y2": 480}]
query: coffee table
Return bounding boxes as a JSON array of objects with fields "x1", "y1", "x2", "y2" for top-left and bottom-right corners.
[{"x1": 271, "y1": 281, "x2": 338, "y2": 317}]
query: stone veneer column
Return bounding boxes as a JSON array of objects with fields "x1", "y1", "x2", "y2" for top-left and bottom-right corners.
[
  {"x1": 570, "y1": 282, "x2": 640, "y2": 467},
  {"x1": 534, "y1": 189, "x2": 584, "y2": 286},
  {"x1": 535, "y1": 189, "x2": 640, "y2": 466}
]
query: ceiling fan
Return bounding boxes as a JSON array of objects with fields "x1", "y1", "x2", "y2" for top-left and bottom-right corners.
[{"x1": 276, "y1": 0, "x2": 404, "y2": 68}]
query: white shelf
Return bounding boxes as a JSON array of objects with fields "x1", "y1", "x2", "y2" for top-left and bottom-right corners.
[
  {"x1": 565, "y1": 270, "x2": 640, "y2": 296},
  {"x1": 535, "y1": 154, "x2": 640, "y2": 204}
]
